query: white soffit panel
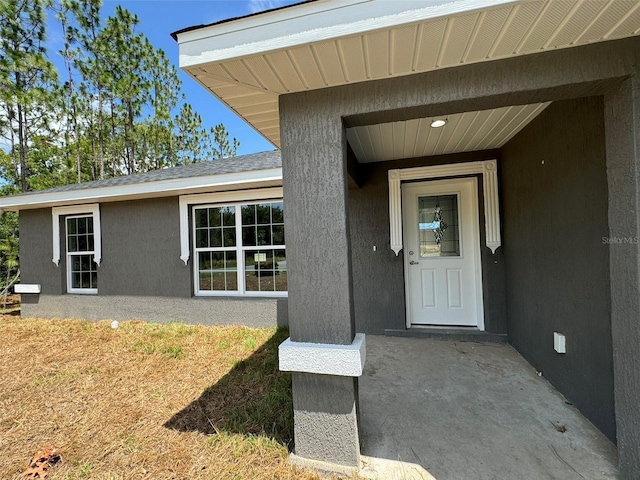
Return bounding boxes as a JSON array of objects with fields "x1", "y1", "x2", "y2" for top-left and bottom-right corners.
[
  {"x1": 177, "y1": 0, "x2": 640, "y2": 147},
  {"x1": 346, "y1": 103, "x2": 550, "y2": 163}
]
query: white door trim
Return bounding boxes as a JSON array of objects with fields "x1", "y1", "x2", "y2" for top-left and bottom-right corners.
[
  {"x1": 388, "y1": 159, "x2": 500, "y2": 255},
  {"x1": 402, "y1": 178, "x2": 485, "y2": 330}
]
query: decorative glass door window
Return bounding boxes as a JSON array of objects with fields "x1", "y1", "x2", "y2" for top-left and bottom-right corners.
[
  {"x1": 66, "y1": 215, "x2": 98, "y2": 293},
  {"x1": 193, "y1": 201, "x2": 286, "y2": 295},
  {"x1": 418, "y1": 194, "x2": 460, "y2": 257}
]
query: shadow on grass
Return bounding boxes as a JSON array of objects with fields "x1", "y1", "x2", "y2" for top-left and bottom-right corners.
[
  {"x1": 163, "y1": 328, "x2": 294, "y2": 449},
  {"x1": 0, "y1": 307, "x2": 20, "y2": 316}
]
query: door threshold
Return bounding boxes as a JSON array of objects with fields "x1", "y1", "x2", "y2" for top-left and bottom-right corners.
[{"x1": 384, "y1": 327, "x2": 507, "y2": 343}]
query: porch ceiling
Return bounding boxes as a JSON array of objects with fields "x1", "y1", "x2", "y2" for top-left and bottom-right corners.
[
  {"x1": 346, "y1": 102, "x2": 550, "y2": 162},
  {"x1": 176, "y1": 0, "x2": 640, "y2": 149}
]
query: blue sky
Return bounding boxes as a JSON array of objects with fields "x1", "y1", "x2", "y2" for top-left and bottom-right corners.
[{"x1": 45, "y1": 0, "x2": 301, "y2": 155}]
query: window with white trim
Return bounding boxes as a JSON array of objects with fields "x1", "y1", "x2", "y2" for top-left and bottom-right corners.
[
  {"x1": 66, "y1": 215, "x2": 98, "y2": 293},
  {"x1": 193, "y1": 200, "x2": 286, "y2": 295},
  {"x1": 51, "y1": 204, "x2": 101, "y2": 295}
]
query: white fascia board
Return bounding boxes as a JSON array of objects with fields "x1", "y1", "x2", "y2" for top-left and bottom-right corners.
[
  {"x1": 0, "y1": 168, "x2": 282, "y2": 211},
  {"x1": 177, "y1": 0, "x2": 519, "y2": 67},
  {"x1": 279, "y1": 333, "x2": 366, "y2": 377}
]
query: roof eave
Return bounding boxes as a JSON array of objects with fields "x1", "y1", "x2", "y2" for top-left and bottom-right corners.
[
  {"x1": 175, "y1": 0, "x2": 517, "y2": 67},
  {"x1": 0, "y1": 168, "x2": 283, "y2": 212}
]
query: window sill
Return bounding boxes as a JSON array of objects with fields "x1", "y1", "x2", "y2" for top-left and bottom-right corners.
[{"x1": 194, "y1": 292, "x2": 288, "y2": 299}]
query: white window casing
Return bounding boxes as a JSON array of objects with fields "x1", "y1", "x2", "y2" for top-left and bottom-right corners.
[
  {"x1": 52, "y1": 204, "x2": 101, "y2": 266},
  {"x1": 388, "y1": 160, "x2": 500, "y2": 255},
  {"x1": 65, "y1": 214, "x2": 98, "y2": 294},
  {"x1": 179, "y1": 187, "x2": 283, "y2": 265}
]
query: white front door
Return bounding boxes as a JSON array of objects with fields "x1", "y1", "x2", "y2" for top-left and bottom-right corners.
[{"x1": 402, "y1": 178, "x2": 484, "y2": 328}]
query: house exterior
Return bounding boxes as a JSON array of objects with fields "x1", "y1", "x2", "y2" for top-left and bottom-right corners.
[
  {"x1": 170, "y1": 0, "x2": 640, "y2": 478},
  {"x1": 3, "y1": 0, "x2": 640, "y2": 477},
  {"x1": 1, "y1": 151, "x2": 289, "y2": 327}
]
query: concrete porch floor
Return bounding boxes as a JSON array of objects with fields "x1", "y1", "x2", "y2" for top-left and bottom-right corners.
[{"x1": 359, "y1": 336, "x2": 618, "y2": 480}]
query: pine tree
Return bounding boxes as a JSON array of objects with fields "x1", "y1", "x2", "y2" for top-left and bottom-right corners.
[{"x1": 0, "y1": 0, "x2": 58, "y2": 192}]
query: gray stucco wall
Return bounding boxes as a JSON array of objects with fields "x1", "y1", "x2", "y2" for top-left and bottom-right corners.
[
  {"x1": 21, "y1": 294, "x2": 288, "y2": 327},
  {"x1": 348, "y1": 150, "x2": 507, "y2": 334},
  {"x1": 99, "y1": 197, "x2": 190, "y2": 297},
  {"x1": 18, "y1": 198, "x2": 287, "y2": 328},
  {"x1": 604, "y1": 76, "x2": 640, "y2": 477},
  {"x1": 501, "y1": 97, "x2": 615, "y2": 441},
  {"x1": 20, "y1": 208, "x2": 63, "y2": 293}
]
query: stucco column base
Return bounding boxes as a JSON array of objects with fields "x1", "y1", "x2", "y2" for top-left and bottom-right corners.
[
  {"x1": 292, "y1": 372, "x2": 360, "y2": 467},
  {"x1": 290, "y1": 453, "x2": 435, "y2": 480}
]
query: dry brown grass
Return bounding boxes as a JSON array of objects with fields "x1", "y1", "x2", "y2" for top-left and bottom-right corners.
[
  {"x1": 0, "y1": 315, "x2": 332, "y2": 480},
  {"x1": 0, "y1": 294, "x2": 20, "y2": 315}
]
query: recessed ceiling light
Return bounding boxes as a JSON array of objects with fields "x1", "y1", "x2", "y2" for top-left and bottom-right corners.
[{"x1": 430, "y1": 118, "x2": 448, "y2": 128}]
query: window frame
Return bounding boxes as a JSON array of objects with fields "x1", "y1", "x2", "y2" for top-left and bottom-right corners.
[
  {"x1": 192, "y1": 199, "x2": 287, "y2": 297},
  {"x1": 179, "y1": 189, "x2": 285, "y2": 298},
  {"x1": 51, "y1": 204, "x2": 101, "y2": 295},
  {"x1": 65, "y1": 214, "x2": 98, "y2": 294}
]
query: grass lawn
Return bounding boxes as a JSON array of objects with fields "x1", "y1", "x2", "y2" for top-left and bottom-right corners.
[{"x1": 0, "y1": 314, "x2": 333, "y2": 480}]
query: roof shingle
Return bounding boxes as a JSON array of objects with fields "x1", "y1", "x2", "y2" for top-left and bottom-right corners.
[{"x1": 16, "y1": 150, "x2": 281, "y2": 197}]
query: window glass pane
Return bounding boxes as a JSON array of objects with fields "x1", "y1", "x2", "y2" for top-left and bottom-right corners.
[
  {"x1": 209, "y1": 228, "x2": 222, "y2": 248},
  {"x1": 199, "y1": 272, "x2": 212, "y2": 291},
  {"x1": 256, "y1": 204, "x2": 271, "y2": 225},
  {"x1": 68, "y1": 236, "x2": 78, "y2": 253},
  {"x1": 78, "y1": 217, "x2": 87, "y2": 234},
  {"x1": 222, "y1": 251, "x2": 237, "y2": 291},
  {"x1": 256, "y1": 226, "x2": 271, "y2": 246},
  {"x1": 87, "y1": 217, "x2": 94, "y2": 234},
  {"x1": 199, "y1": 251, "x2": 211, "y2": 270},
  {"x1": 211, "y1": 272, "x2": 225, "y2": 290},
  {"x1": 81, "y1": 255, "x2": 91, "y2": 271},
  {"x1": 195, "y1": 209, "x2": 208, "y2": 228},
  {"x1": 198, "y1": 251, "x2": 237, "y2": 291},
  {"x1": 196, "y1": 229, "x2": 208, "y2": 248},
  {"x1": 274, "y1": 249, "x2": 287, "y2": 291},
  {"x1": 69, "y1": 254, "x2": 96, "y2": 290},
  {"x1": 242, "y1": 226, "x2": 256, "y2": 246},
  {"x1": 67, "y1": 218, "x2": 76, "y2": 234},
  {"x1": 245, "y1": 250, "x2": 279, "y2": 292},
  {"x1": 209, "y1": 208, "x2": 221, "y2": 227},
  {"x1": 222, "y1": 206, "x2": 235, "y2": 227},
  {"x1": 418, "y1": 194, "x2": 460, "y2": 257},
  {"x1": 271, "y1": 202, "x2": 284, "y2": 223},
  {"x1": 88, "y1": 235, "x2": 95, "y2": 251},
  {"x1": 78, "y1": 235, "x2": 88, "y2": 252},
  {"x1": 272, "y1": 225, "x2": 285, "y2": 245},
  {"x1": 222, "y1": 227, "x2": 236, "y2": 247},
  {"x1": 241, "y1": 204, "x2": 256, "y2": 226}
]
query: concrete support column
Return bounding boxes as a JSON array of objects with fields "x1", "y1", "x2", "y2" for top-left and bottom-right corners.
[
  {"x1": 604, "y1": 75, "x2": 640, "y2": 479},
  {"x1": 279, "y1": 92, "x2": 360, "y2": 467}
]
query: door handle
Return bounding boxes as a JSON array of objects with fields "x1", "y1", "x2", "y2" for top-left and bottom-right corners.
[{"x1": 409, "y1": 260, "x2": 419, "y2": 265}]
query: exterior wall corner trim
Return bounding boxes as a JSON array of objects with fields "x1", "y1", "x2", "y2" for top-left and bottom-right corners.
[{"x1": 388, "y1": 159, "x2": 501, "y2": 255}]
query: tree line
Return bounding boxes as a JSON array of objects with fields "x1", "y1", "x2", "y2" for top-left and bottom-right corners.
[{"x1": 0, "y1": 0, "x2": 240, "y2": 300}]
